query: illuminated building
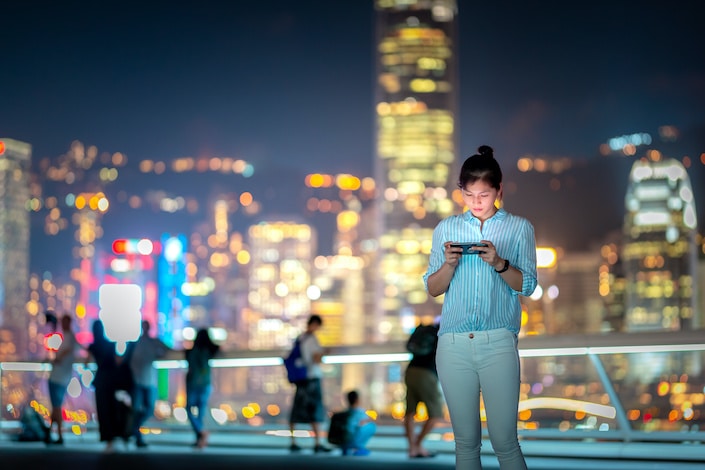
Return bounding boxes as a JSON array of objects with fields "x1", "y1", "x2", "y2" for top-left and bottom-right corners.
[
  {"x1": 246, "y1": 220, "x2": 316, "y2": 350},
  {"x1": 0, "y1": 139, "x2": 31, "y2": 360},
  {"x1": 158, "y1": 234, "x2": 189, "y2": 347},
  {"x1": 622, "y1": 153, "x2": 699, "y2": 331},
  {"x1": 373, "y1": 0, "x2": 459, "y2": 340},
  {"x1": 548, "y1": 251, "x2": 605, "y2": 334}
]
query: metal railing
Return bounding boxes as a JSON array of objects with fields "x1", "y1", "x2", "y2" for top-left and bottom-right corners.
[{"x1": 2, "y1": 330, "x2": 705, "y2": 461}]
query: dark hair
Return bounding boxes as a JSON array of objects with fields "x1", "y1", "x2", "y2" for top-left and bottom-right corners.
[
  {"x1": 193, "y1": 328, "x2": 219, "y2": 355},
  {"x1": 347, "y1": 390, "x2": 359, "y2": 406},
  {"x1": 457, "y1": 145, "x2": 503, "y2": 191},
  {"x1": 307, "y1": 314, "x2": 323, "y2": 326}
]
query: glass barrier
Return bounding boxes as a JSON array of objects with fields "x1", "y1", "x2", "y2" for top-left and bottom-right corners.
[{"x1": 2, "y1": 332, "x2": 704, "y2": 448}]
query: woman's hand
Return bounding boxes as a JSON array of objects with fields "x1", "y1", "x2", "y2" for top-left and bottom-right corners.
[
  {"x1": 477, "y1": 240, "x2": 504, "y2": 270},
  {"x1": 444, "y1": 241, "x2": 463, "y2": 267}
]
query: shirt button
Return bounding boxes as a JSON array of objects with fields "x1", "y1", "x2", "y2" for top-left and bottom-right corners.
[{"x1": 469, "y1": 333, "x2": 474, "y2": 339}]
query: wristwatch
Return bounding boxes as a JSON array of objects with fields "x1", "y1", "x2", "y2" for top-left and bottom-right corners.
[{"x1": 495, "y1": 258, "x2": 510, "y2": 273}]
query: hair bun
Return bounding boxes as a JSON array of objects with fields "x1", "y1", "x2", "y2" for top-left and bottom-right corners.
[{"x1": 478, "y1": 145, "x2": 493, "y2": 156}]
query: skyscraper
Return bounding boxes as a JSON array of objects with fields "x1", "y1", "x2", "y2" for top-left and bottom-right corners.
[
  {"x1": 0, "y1": 138, "x2": 31, "y2": 360},
  {"x1": 247, "y1": 219, "x2": 316, "y2": 350},
  {"x1": 373, "y1": 0, "x2": 458, "y2": 340},
  {"x1": 622, "y1": 152, "x2": 699, "y2": 331}
]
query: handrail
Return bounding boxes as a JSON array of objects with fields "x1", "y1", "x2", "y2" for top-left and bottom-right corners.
[{"x1": 2, "y1": 330, "x2": 705, "y2": 459}]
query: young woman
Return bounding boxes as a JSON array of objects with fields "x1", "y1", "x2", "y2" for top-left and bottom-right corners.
[
  {"x1": 424, "y1": 145, "x2": 537, "y2": 470},
  {"x1": 185, "y1": 328, "x2": 220, "y2": 449}
]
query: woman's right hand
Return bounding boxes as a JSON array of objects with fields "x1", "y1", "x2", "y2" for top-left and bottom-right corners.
[{"x1": 444, "y1": 241, "x2": 462, "y2": 267}]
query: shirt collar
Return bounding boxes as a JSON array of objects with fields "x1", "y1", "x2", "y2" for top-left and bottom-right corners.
[{"x1": 462, "y1": 207, "x2": 507, "y2": 223}]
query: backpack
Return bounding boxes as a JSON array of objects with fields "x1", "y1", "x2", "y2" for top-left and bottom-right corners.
[
  {"x1": 283, "y1": 335, "x2": 308, "y2": 384},
  {"x1": 405, "y1": 323, "x2": 438, "y2": 356},
  {"x1": 327, "y1": 410, "x2": 352, "y2": 447}
]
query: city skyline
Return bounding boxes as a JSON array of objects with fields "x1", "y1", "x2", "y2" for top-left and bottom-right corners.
[{"x1": 2, "y1": 1, "x2": 704, "y2": 275}]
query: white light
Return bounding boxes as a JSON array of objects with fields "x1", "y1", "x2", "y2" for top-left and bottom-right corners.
[
  {"x1": 519, "y1": 397, "x2": 616, "y2": 419},
  {"x1": 307, "y1": 285, "x2": 321, "y2": 300},
  {"x1": 99, "y1": 284, "x2": 142, "y2": 345},
  {"x1": 164, "y1": 237, "x2": 183, "y2": 263},
  {"x1": 322, "y1": 353, "x2": 411, "y2": 364},
  {"x1": 210, "y1": 408, "x2": 228, "y2": 425},
  {"x1": 173, "y1": 407, "x2": 188, "y2": 423},
  {"x1": 275, "y1": 283, "x2": 289, "y2": 297},
  {"x1": 67, "y1": 377, "x2": 82, "y2": 398},
  {"x1": 547, "y1": 285, "x2": 559, "y2": 300},
  {"x1": 530, "y1": 285, "x2": 543, "y2": 301},
  {"x1": 137, "y1": 239, "x2": 154, "y2": 255}
]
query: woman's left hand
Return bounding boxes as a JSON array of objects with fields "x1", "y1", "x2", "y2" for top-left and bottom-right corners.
[{"x1": 478, "y1": 240, "x2": 502, "y2": 269}]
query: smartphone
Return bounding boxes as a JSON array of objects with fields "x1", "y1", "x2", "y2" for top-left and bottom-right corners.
[{"x1": 450, "y1": 242, "x2": 488, "y2": 255}]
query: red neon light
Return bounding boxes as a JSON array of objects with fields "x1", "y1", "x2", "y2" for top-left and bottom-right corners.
[{"x1": 112, "y1": 239, "x2": 127, "y2": 254}]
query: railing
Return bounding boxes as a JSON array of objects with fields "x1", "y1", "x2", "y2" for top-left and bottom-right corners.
[{"x1": 2, "y1": 330, "x2": 705, "y2": 460}]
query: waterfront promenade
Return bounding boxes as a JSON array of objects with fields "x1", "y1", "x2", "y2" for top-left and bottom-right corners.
[{"x1": 1, "y1": 426, "x2": 703, "y2": 470}]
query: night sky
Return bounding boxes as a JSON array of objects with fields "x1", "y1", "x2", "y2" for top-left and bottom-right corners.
[{"x1": 2, "y1": 1, "x2": 704, "y2": 273}]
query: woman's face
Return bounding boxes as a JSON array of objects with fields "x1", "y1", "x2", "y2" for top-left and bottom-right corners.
[{"x1": 461, "y1": 179, "x2": 500, "y2": 221}]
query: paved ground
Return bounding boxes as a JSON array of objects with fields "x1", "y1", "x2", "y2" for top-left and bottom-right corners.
[{"x1": 1, "y1": 430, "x2": 704, "y2": 470}]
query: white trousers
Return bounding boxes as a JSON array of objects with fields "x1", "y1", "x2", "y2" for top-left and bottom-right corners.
[{"x1": 436, "y1": 328, "x2": 528, "y2": 470}]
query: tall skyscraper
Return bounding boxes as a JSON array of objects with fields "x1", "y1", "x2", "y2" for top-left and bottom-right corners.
[
  {"x1": 622, "y1": 152, "x2": 699, "y2": 331},
  {"x1": 246, "y1": 220, "x2": 316, "y2": 350},
  {"x1": 0, "y1": 138, "x2": 31, "y2": 360},
  {"x1": 373, "y1": 0, "x2": 458, "y2": 340}
]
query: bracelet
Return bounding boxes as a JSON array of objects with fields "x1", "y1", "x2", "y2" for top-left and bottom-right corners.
[{"x1": 495, "y1": 258, "x2": 509, "y2": 273}]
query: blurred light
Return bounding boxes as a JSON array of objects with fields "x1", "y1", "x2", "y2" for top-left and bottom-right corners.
[
  {"x1": 99, "y1": 284, "x2": 142, "y2": 348},
  {"x1": 536, "y1": 247, "x2": 557, "y2": 268},
  {"x1": 44, "y1": 332, "x2": 63, "y2": 351}
]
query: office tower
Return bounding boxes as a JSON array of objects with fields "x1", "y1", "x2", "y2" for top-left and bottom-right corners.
[
  {"x1": 0, "y1": 138, "x2": 31, "y2": 360},
  {"x1": 373, "y1": 0, "x2": 458, "y2": 341},
  {"x1": 549, "y1": 251, "x2": 605, "y2": 334},
  {"x1": 247, "y1": 220, "x2": 316, "y2": 350},
  {"x1": 622, "y1": 153, "x2": 699, "y2": 331}
]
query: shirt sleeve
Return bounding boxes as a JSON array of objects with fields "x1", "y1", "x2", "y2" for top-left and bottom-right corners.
[
  {"x1": 299, "y1": 334, "x2": 322, "y2": 366},
  {"x1": 423, "y1": 221, "x2": 449, "y2": 291},
  {"x1": 511, "y1": 218, "x2": 538, "y2": 297}
]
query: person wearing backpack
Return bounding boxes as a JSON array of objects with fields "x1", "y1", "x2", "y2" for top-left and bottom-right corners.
[
  {"x1": 404, "y1": 321, "x2": 443, "y2": 458},
  {"x1": 288, "y1": 314, "x2": 332, "y2": 453}
]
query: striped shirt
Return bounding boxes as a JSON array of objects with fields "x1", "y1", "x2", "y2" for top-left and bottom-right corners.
[{"x1": 423, "y1": 208, "x2": 538, "y2": 335}]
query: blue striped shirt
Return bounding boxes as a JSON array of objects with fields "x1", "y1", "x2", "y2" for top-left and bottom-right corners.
[{"x1": 423, "y1": 208, "x2": 538, "y2": 335}]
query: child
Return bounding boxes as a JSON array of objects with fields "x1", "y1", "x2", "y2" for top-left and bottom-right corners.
[{"x1": 344, "y1": 390, "x2": 376, "y2": 456}]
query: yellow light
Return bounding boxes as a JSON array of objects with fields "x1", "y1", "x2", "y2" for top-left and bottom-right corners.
[{"x1": 536, "y1": 247, "x2": 557, "y2": 268}]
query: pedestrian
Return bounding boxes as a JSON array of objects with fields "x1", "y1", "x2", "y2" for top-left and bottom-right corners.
[
  {"x1": 185, "y1": 328, "x2": 219, "y2": 449},
  {"x1": 45, "y1": 314, "x2": 80, "y2": 445},
  {"x1": 343, "y1": 390, "x2": 376, "y2": 456},
  {"x1": 129, "y1": 320, "x2": 170, "y2": 448},
  {"x1": 86, "y1": 319, "x2": 132, "y2": 453},
  {"x1": 288, "y1": 314, "x2": 332, "y2": 453},
  {"x1": 423, "y1": 145, "x2": 538, "y2": 470},
  {"x1": 403, "y1": 321, "x2": 443, "y2": 458}
]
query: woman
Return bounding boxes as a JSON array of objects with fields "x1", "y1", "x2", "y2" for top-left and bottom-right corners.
[
  {"x1": 86, "y1": 319, "x2": 132, "y2": 452},
  {"x1": 185, "y1": 328, "x2": 220, "y2": 449},
  {"x1": 423, "y1": 145, "x2": 537, "y2": 470}
]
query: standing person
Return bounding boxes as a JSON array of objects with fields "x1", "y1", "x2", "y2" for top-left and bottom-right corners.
[
  {"x1": 185, "y1": 328, "x2": 219, "y2": 449},
  {"x1": 46, "y1": 314, "x2": 80, "y2": 445},
  {"x1": 403, "y1": 321, "x2": 443, "y2": 458},
  {"x1": 344, "y1": 390, "x2": 376, "y2": 456},
  {"x1": 129, "y1": 320, "x2": 170, "y2": 448},
  {"x1": 423, "y1": 145, "x2": 537, "y2": 470},
  {"x1": 288, "y1": 314, "x2": 331, "y2": 453},
  {"x1": 86, "y1": 319, "x2": 126, "y2": 453}
]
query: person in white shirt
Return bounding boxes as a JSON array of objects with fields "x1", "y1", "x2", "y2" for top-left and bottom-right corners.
[
  {"x1": 46, "y1": 314, "x2": 80, "y2": 445},
  {"x1": 129, "y1": 320, "x2": 170, "y2": 447},
  {"x1": 288, "y1": 314, "x2": 332, "y2": 453}
]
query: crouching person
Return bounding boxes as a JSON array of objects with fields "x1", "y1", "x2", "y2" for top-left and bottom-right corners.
[{"x1": 344, "y1": 390, "x2": 376, "y2": 456}]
